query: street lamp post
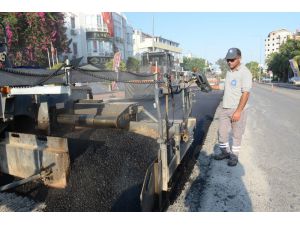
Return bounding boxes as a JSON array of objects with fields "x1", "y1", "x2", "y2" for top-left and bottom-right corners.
[{"x1": 259, "y1": 36, "x2": 263, "y2": 83}]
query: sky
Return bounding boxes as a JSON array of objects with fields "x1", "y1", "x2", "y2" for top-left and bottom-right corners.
[{"x1": 125, "y1": 12, "x2": 300, "y2": 66}]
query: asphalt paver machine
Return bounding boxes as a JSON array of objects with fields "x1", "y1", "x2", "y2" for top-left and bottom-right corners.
[{"x1": 0, "y1": 22, "x2": 212, "y2": 211}]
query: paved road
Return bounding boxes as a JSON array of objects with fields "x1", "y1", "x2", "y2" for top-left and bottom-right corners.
[
  {"x1": 244, "y1": 83, "x2": 300, "y2": 211},
  {"x1": 168, "y1": 83, "x2": 300, "y2": 212},
  {"x1": 263, "y1": 81, "x2": 300, "y2": 90}
]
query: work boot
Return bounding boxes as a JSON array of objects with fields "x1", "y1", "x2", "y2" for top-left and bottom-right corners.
[
  {"x1": 227, "y1": 154, "x2": 238, "y2": 167},
  {"x1": 213, "y1": 151, "x2": 230, "y2": 160}
]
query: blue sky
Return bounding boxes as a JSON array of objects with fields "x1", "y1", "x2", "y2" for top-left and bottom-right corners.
[{"x1": 125, "y1": 13, "x2": 300, "y2": 65}]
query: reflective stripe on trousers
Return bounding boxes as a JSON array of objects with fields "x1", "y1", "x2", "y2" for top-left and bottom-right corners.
[{"x1": 218, "y1": 107, "x2": 247, "y2": 155}]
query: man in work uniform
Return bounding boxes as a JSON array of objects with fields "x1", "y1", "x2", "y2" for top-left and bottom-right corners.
[{"x1": 214, "y1": 48, "x2": 252, "y2": 166}]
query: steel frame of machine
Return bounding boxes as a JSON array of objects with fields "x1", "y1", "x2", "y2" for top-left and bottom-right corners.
[{"x1": 0, "y1": 57, "x2": 211, "y2": 211}]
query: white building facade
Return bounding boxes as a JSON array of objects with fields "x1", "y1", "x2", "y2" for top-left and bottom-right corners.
[
  {"x1": 64, "y1": 12, "x2": 133, "y2": 68},
  {"x1": 132, "y1": 30, "x2": 182, "y2": 62},
  {"x1": 264, "y1": 29, "x2": 292, "y2": 61}
]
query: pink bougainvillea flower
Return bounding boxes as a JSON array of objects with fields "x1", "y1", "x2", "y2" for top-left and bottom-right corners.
[
  {"x1": 37, "y1": 12, "x2": 45, "y2": 18},
  {"x1": 51, "y1": 31, "x2": 57, "y2": 38},
  {"x1": 5, "y1": 25, "x2": 13, "y2": 46},
  {"x1": 37, "y1": 12, "x2": 46, "y2": 22}
]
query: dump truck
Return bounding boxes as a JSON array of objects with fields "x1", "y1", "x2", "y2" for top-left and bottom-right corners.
[{"x1": 0, "y1": 24, "x2": 211, "y2": 211}]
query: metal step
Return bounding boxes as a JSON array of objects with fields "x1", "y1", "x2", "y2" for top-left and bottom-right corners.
[{"x1": 0, "y1": 132, "x2": 70, "y2": 188}]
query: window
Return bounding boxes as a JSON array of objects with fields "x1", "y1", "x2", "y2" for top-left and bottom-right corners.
[
  {"x1": 127, "y1": 33, "x2": 131, "y2": 44},
  {"x1": 97, "y1": 15, "x2": 102, "y2": 28},
  {"x1": 85, "y1": 15, "x2": 97, "y2": 29},
  {"x1": 87, "y1": 41, "x2": 91, "y2": 53},
  {"x1": 71, "y1": 17, "x2": 75, "y2": 29},
  {"x1": 73, "y1": 42, "x2": 78, "y2": 56},
  {"x1": 116, "y1": 26, "x2": 122, "y2": 39},
  {"x1": 93, "y1": 40, "x2": 97, "y2": 53},
  {"x1": 85, "y1": 15, "x2": 93, "y2": 28},
  {"x1": 98, "y1": 41, "x2": 113, "y2": 55}
]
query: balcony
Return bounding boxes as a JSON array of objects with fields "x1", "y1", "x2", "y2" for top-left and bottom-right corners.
[
  {"x1": 87, "y1": 52, "x2": 114, "y2": 57},
  {"x1": 86, "y1": 26, "x2": 108, "y2": 33},
  {"x1": 86, "y1": 31, "x2": 111, "y2": 40},
  {"x1": 139, "y1": 39, "x2": 182, "y2": 54}
]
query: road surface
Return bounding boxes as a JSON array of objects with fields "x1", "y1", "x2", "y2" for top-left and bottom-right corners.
[{"x1": 168, "y1": 82, "x2": 300, "y2": 212}]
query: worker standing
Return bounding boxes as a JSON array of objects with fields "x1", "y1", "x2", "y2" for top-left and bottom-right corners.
[{"x1": 214, "y1": 48, "x2": 253, "y2": 166}]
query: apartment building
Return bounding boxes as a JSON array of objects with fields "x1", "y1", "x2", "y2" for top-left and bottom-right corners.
[
  {"x1": 132, "y1": 29, "x2": 182, "y2": 62},
  {"x1": 64, "y1": 12, "x2": 133, "y2": 68},
  {"x1": 264, "y1": 29, "x2": 292, "y2": 60},
  {"x1": 289, "y1": 30, "x2": 300, "y2": 41}
]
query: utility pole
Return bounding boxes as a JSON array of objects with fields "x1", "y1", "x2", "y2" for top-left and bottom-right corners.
[
  {"x1": 259, "y1": 37, "x2": 262, "y2": 66},
  {"x1": 259, "y1": 36, "x2": 262, "y2": 82},
  {"x1": 152, "y1": 15, "x2": 154, "y2": 52}
]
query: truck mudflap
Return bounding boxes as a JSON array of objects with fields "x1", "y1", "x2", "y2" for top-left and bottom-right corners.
[{"x1": 0, "y1": 132, "x2": 70, "y2": 188}]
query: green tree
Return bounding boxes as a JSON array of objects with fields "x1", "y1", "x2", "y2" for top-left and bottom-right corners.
[
  {"x1": 126, "y1": 57, "x2": 140, "y2": 73},
  {"x1": 245, "y1": 61, "x2": 260, "y2": 80},
  {"x1": 216, "y1": 58, "x2": 228, "y2": 78},
  {"x1": 267, "y1": 52, "x2": 288, "y2": 81},
  {"x1": 105, "y1": 59, "x2": 127, "y2": 71},
  {"x1": 266, "y1": 39, "x2": 300, "y2": 81},
  {"x1": 265, "y1": 52, "x2": 276, "y2": 67},
  {"x1": 0, "y1": 12, "x2": 69, "y2": 67},
  {"x1": 182, "y1": 56, "x2": 206, "y2": 72}
]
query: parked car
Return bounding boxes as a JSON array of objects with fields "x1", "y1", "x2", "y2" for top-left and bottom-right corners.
[
  {"x1": 262, "y1": 78, "x2": 272, "y2": 83},
  {"x1": 288, "y1": 76, "x2": 300, "y2": 85}
]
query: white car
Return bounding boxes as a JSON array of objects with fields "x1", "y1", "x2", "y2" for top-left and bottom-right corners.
[
  {"x1": 262, "y1": 78, "x2": 272, "y2": 83},
  {"x1": 289, "y1": 76, "x2": 300, "y2": 85}
]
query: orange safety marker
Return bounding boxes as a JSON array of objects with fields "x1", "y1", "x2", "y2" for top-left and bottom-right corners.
[{"x1": 0, "y1": 86, "x2": 11, "y2": 94}]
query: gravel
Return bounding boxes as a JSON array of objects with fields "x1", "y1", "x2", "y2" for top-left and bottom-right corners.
[
  {"x1": 45, "y1": 128, "x2": 158, "y2": 211},
  {"x1": 6, "y1": 128, "x2": 158, "y2": 212}
]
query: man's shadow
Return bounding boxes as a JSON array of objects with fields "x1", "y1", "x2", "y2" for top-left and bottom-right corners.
[{"x1": 183, "y1": 129, "x2": 253, "y2": 212}]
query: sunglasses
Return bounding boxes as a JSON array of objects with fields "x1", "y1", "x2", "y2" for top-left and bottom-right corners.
[{"x1": 227, "y1": 58, "x2": 237, "y2": 63}]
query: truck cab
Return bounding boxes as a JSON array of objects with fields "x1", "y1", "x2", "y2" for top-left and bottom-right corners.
[{"x1": 140, "y1": 51, "x2": 174, "y2": 75}]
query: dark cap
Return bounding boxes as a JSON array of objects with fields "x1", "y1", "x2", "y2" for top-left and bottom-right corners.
[{"x1": 225, "y1": 48, "x2": 241, "y2": 60}]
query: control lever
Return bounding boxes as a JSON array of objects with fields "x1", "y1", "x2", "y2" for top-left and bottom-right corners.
[{"x1": 193, "y1": 72, "x2": 212, "y2": 92}]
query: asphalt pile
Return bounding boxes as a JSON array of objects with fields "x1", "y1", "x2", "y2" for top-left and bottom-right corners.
[{"x1": 43, "y1": 128, "x2": 158, "y2": 211}]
